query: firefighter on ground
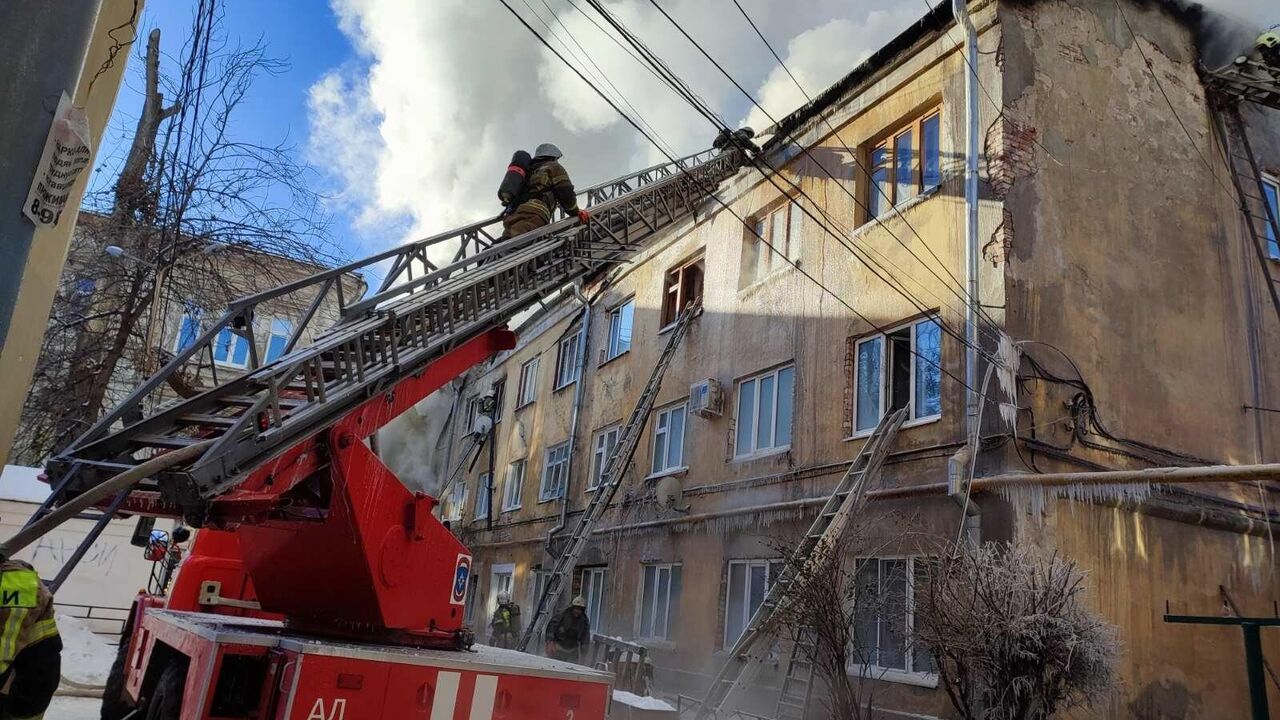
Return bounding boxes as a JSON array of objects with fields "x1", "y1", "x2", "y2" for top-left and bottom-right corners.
[
  {"x1": 498, "y1": 143, "x2": 590, "y2": 240},
  {"x1": 0, "y1": 560, "x2": 60, "y2": 720},
  {"x1": 488, "y1": 592, "x2": 522, "y2": 649},
  {"x1": 545, "y1": 595, "x2": 591, "y2": 664}
]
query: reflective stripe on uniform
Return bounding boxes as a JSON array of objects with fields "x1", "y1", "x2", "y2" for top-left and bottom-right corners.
[
  {"x1": 26, "y1": 617, "x2": 59, "y2": 646},
  {"x1": 0, "y1": 606, "x2": 28, "y2": 674}
]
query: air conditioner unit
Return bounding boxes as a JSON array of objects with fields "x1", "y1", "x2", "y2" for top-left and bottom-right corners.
[{"x1": 689, "y1": 378, "x2": 723, "y2": 418}]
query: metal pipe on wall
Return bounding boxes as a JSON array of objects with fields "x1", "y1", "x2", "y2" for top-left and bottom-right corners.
[
  {"x1": 954, "y1": 0, "x2": 982, "y2": 438},
  {"x1": 545, "y1": 283, "x2": 593, "y2": 551}
]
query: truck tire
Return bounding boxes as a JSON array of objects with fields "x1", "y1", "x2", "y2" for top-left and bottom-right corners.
[
  {"x1": 100, "y1": 610, "x2": 136, "y2": 720},
  {"x1": 143, "y1": 664, "x2": 185, "y2": 720}
]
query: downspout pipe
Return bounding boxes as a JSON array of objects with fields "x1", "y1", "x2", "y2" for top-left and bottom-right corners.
[
  {"x1": 955, "y1": 0, "x2": 981, "y2": 438},
  {"x1": 546, "y1": 283, "x2": 593, "y2": 551}
]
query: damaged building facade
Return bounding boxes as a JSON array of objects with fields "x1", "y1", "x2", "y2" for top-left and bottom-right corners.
[{"x1": 418, "y1": 0, "x2": 1280, "y2": 716}]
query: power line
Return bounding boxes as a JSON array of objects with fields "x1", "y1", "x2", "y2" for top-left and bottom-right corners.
[{"x1": 494, "y1": 0, "x2": 1002, "y2": 400}]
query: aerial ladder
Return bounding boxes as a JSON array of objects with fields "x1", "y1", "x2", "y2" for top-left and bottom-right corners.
[
  {"x1": 693, "y1": 406, "x2": 909, "y2": 720},
  {"x1": 8, "y1": 145, "x2": 744, "y2": 720},
  {"x1": 518, "y1": 303, "x2": 698, "y2": 652}
]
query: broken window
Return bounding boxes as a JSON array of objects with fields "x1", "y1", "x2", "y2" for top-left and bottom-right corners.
[
  {"x1": 589, "y1": 425, "x2": 621, "y2": 490},
  {"x1": 1265, "y1": 175, "x2": 1278, "y2": 259},
  {"x1": 865, "y1": 108, "x2": 942, "y2": 221},
  {"x1": 639, "y1": 563, "x2": 682, "y2": 640},
  {"x1": 734, "y1": 364, "x2": 795, "y2": 458},
  {"x1": 724, "y1": 559, "x2": 785, "y2": 648},
  {"x1": 501, "y1": 460, "x2": 525, "y2": 511},
  {"x1": 853, "y1": 317, "x2": 942, "y2": 434},
  {"x1": 540, "y1": 442, "x2": 569, "y2": 502},
  {"x1": 516, "y1": 357, "x2": 539, "y2": 408},
  {"x1": 742, "y1": 203, "x2": 800, "y2": 287},
  {"x1": 650, "y1": 401, "x2": 688, "y2": 475},
  {"x1": 474, "y1": 471, "x2": 492, "y2": 519},
  {"x1": 605, "y1": 299, "x2": 634, "y2": 361},
  {"x1": 852, "y1": 557, "x2": 937, "y2": 677},
  {"x1": 661, "y1": 256, "x2": 705, "y2": 327},
  {"x1": 554, "y1": 330, "x2": 583, "y2": 389}
]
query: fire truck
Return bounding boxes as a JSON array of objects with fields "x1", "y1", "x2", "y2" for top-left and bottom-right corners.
[{"x1": 29, "y1": 146, "x2": 744, "y2": 719}]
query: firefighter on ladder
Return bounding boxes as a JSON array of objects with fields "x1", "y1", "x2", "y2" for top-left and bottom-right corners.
[
  {"x1": 498, "y1": 143, "x2": 590, "y2": 240},
  {"x1": 0, "y1": 560, "x2": 60, "y2": 720}
]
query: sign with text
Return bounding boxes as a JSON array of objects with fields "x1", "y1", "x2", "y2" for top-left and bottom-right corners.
[{"x1": 23, "y1": 92, "x2": 92, "y2": 228}]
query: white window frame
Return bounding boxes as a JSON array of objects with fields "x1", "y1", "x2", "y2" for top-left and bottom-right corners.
[
  {"x1": 605, "y1": 299, "x2": 635, "y2": 361},
  {"x1": 849, "y1": 556, "x2": 939, "y2": 687},
  {"x1": 264, "y1": 317, "x2": 294, "y2": 363},
  {"x1": 489, "y1": 563, "x2": 515, "y2": 621},
  {"x1": 212, "y1": 326, "x2": 251, "y2": 369},
  {"x1": 744, "y1": 203, "x2": 799, "y2": 286},
  {"x1": 554, "y1": 331, "x2": 583, "y2": 389},
  {"x1": 581, "y1": 566, "x2": 608, "y2": 633},
  {"x1": 1263, "y1": 174, "x2": 1279, "y2": 260},
  {"x1": 443, "y1": 479, "x2": 466, "y2": 521},
  {"x1": 492, "y1": 379, "x2": 505, "y2": 425},
  {"x1": 734, "y1": 364, "x2": 795, "y2": 459},
  {"x1": 531, "y1": 569, "x2": 551, "y2": 611},
  {"x1": 723, "y1": 559, "x2": 784, "y2": 649},
  {"x1": 636, "y1": 563, "x2": 681, "y2": 640},
  {"x1": 517, "y1": 358, "x2": 539, "y2": 408},
  {"x1": 474, "y1": 471, "x2": 492, "y2": 520},
  {"x1": 852, "y1": 317, "x2": 943, "y2": 438},
  {"x1": 173, "y1": 301, "x2": 204, "y2": 353},
  {"x1": 502, "y1": 460, "x2": 525, "y2": 512},
  {"x1": 588, "y1": 425, "x2": 621, "y2": 491},
  {"x1": 649, "y1": 401, "x2": 688, "y2": 476},
  {"x1": 540, "y1": 442, "x2": 570, "y2": 502}
]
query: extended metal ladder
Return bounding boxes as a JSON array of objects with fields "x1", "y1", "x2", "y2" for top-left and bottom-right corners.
[
  {"x1": 694, "y1": 407, "x2": 909, "y2": 720},
  {"x1": 44, "y1": 148, "x2": 741, "y2": 520},
  {"x1": 517, "y1": 305, "x2": 698, "y2": 652},
  {"x1": 774, "y1": 628, "x2": 817, "y2": 720}
]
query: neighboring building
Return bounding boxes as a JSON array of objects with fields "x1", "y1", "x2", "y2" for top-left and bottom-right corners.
[
  {"x1": 439, "y1": 0, "x2": 1280, "y2": 717},
  {"x1": 9, "y1": 211, "x2": 364, "y2": 466}
]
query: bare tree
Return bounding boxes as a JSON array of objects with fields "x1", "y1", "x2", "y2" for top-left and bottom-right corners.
[
  {"x1": 914, "y1": 543, "x2": 1119, "y2": 720},
  {"x1": 11, "y1": 0, "x2": 341, "y2": 465}
]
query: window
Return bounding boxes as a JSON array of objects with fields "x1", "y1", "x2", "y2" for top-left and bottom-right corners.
[
  {"x1": 490, "y1": 564, "x2": 515, "y2": 619},
  {"x1": 724, "y1": 559, "x2": 784, "y2": 648},
  {"x1": 464, "y1": 395, "x2": 481, "y2": 434},
  {"x1": 661, "y1": 257, "x2": 705, "y2": 327},
  {"x1": 853, "y1": 557, "x2": 936, "y2": 677},
  {"x1": 853, "y1": 317, "x2": 942, "y2": 434},
  {"x1": 638, "y1": 563, "x2": 682, "y2": 640},
  {"x1": 606, "y1": 300, "x2": 634, "y2": 361},
  {"x1": 734, "y1": 365, "x2": 795, "y2": 458},
  {"x1": 474, "y1": 472, "x2": 492, "y2": 520},
  {"x1": 1264, "y1": 176, "x2": 1278, "y2": 260},
  {"x1": 491, "y1": 379, "x2": 506, "y2": 425},
  {"x1": 540, "y1": 442, "x2": 570, "y2": 502},
  {"x1": 442, "y1": 480, "x2": 466, "y2": 521},
  {"x1": 212, "y1": 327, "x2": 250, "y2": 368},
  {"x1": 517, "y1": 358, "x2": 539, "y2": 408},
  {"x1": 554, "y1": 331, "x2": 583, "y2": 389},
  {"x1": 174, "y1": 301, "x2": 203, "y2": 353},
  {"x1": 650, "y1": 402, "x2": 687, "y2": 475},
  {"x1": 866, "y1": 109, "x2": 942, "y2": 220},
  {"x1": 743, "y1": 203, "x2": 800, "y2": 286},
  {"x1": 264, "y1": 318, "x2": 293, "y2": 363},
  {"x1": 531, "y1": 568, "x2": 551, "y2": 611},
  {"x1": 581, "y1": 567, "x2": 608, "y2": 633},
  {"x1": 589, "y1": 425, "x2": 621, "y2": 490},
  {"x1": 502, "y1": 460, "x2": 525, "y2": 511}
]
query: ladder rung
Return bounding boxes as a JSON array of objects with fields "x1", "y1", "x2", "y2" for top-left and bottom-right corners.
[
  {"x1": 177, "y1": 413, "x2": 238, "y2": 428},
  {"x1": 220, "y1": 394, "x2": 305, "y2": 408},
  {"x1": 131, "y1": 434, "x2": 202, "y2": 449}
]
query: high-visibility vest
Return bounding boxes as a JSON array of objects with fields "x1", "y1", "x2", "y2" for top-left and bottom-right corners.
[{"x1": 0, "y1": 564, "x2": 58, "y2": 674}]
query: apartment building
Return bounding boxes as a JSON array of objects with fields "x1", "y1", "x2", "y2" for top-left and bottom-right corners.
[{"x1": 430, "y1": 0, "x2": 1280, "y2": 716}]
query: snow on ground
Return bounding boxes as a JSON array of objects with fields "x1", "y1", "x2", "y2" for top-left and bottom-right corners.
[
  {"x1": 613, "y1": 690, "x2": 676, "y2": 711},
  {"x1": 58, "y1": 614, "x2": 115, "y2": 687},
  {"x1": 47, "y1": 696, "x2": 100, "y2": 720}
]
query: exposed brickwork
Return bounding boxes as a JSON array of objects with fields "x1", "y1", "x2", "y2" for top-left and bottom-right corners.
[
  {"x1": 842, "y1": 336, "x2": 856, "y2": 438},
  {"x1": 984, "y1": 208, "x2": 1016, "y2": 267},
  {"x1": 1057, "y1": 42, "x2": 1089, "y2": 65},
  {"x1": 985, "y1": 114, "x2": 1041, "y2": 200}
]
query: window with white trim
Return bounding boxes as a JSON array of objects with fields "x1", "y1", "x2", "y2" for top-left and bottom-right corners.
[
  {"x1": 540, "y1": 442, "x2": 570, "y2": 502},
  {"x1": 853, "y1": 557, "x2": 937, "y2": 678},
  {"x1": 491, "y1": 379, "x2": 505, "y2": 425},
  {"x1": 502, "y1": 460, "x2": 525, "y2": 511},
  {"x1": 661, "y1": 257, "x2": 704, "y2": 327},
  {"x1": 517, "y1": 358, "x2": 539, "y2": 408},
  {"x1": 580, "y1": 566, "x2": 608, "y2": 633},
  {"x1": 724, "y1": 559, "x2": 784, "y2": 648},
  {"x1": 867, "y1": 108, "x2": 942, "y2": 220},
  {"x1": 605, "y1": 300, "x2": 634, "y2": 361},
  {"x1": 742, "y1": 203, "x2": 800, "y2": 286},
  {"x1": 531, "y1": 568, "x2": 551, "y2": 611},
  {"x1": 554, "y1": 331, "x2": 583, "y2": 389},
  {"x1": 474, "y1": 472, "x2": 492, "y2": 520},
  {"x1": 734, "y1": 365, "x2": 795, "y2": 458},
  {"x1": 650, "y1": 402, "x2": 687, "y2": 475},
  {"x1": 212, "y1": 327, "x2": 250, "y2": 368},
  {"x1": 638, "y1": 563, "x2": 682, "y2": 640},
  {"x1": 174, "y1": 301, "x2": 203, "y2": 352},
  {"x1": 264, "y1": 317, "x2": 293, "y2": 363},
  {"x1": 853, "y1": 317, "x2": 942, "y2": 434},
  {"x1": 589, "y1": 425, "x2": 620, "y2": 490},
  {"x1": 1264, "y1": 175, "x2": 1278, "y2": 260},
  {"x1": 442, "y1": 479, "x2": 466, "y2": 521},
  {"x1": 489, "y1": 564, "x2": 514, "y2": 619}
]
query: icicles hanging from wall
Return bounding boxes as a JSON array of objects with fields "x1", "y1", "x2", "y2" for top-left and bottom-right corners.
[
  {"x1": 611, "y1": 505, "x2": 808, "y2": 539},
  {"x1": 996, "y1": 333, "x2": 1022, "y2": 432},
  {"x1": 994, "y1": 481, "x2": 1156, "y2": 516}
]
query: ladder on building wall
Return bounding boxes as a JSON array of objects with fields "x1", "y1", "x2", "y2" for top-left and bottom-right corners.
[
  {"x1": 774, "y1": 627, "x2": 818, "y2": 720},
  {"x1": 517, "y1": 305, "x2": 698, "y2": 652},
  {"x1": 693, "y1": 406, "x2": 909, "y2": 720}
]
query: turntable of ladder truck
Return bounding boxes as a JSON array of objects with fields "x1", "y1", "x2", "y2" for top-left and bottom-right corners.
[{"x1": 0, "y1": 139, "x2": 748, "y2": 719}]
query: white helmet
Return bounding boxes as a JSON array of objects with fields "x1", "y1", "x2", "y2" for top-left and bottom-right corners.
[
  {"x1": 571, "y1": 595, "x2": 587, "y2": 608},
  {"x1": 534, "y1": 143, "x2": 563, "y2": 160},
  {"x1": 497, "y1": 591, "x2": 511, "y2": 605}
]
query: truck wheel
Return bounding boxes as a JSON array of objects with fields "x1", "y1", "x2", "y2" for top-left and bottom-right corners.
[
  {"x1": 144, "y1": 664, "x2": 185, "y2": 720},
  {"x1": 100, "y1": 611, "x2": 136, "y2": 720}
]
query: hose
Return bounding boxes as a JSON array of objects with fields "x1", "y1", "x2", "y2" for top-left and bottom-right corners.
[{"x1": 0, "y1": 440, "x2": 215, "y2": 560}]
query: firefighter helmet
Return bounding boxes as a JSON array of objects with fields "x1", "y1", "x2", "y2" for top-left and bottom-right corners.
[
  {"x1": 497, "y1": 591, "x2": 511, "y2": 604},
  {"x1": 534, "y1": 143, "x2": 564, "y2": 160},
  {"x1": 1258, "y1": 30, "x2": 1279, "y2": 51},
  {"x1": 571, "y1": 595, "x2": 587, "y2": 608}
]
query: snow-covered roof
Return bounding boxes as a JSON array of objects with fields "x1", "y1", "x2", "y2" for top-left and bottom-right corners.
[{"x1": 0, "y1": 465, "x2": 51, "y2": 504}]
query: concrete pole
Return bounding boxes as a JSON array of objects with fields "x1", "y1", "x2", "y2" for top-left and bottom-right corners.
[{"x1": 0, "y1": 0, "x2": 145, "y2": 463}]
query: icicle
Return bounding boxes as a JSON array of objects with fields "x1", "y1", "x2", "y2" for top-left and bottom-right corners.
[
  {"x1": 996, "y1": 333, "x2": 1021, "y2": 432},
  {"x1": 995, "y1": 481, "x2": 1155, "y2": 517}
]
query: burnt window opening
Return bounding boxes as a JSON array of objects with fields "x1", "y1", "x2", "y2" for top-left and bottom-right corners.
[{"x1": 661, "y1": 257, "x2": 704, "y2": 328}]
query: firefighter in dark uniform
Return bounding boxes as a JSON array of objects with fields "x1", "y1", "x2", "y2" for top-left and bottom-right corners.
[
  {"x1": 545, "y1": 595, "x2": 591, "y2": 664},
  {"x1": 500, "y1": 143, "x2": 590, "y2": 239},
  {"x1": 488, "y1": 592, "x2": 522, "y2": 649},
  {"x1": 0, "y1": 560, "x2": 61, "y2": 720}
]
